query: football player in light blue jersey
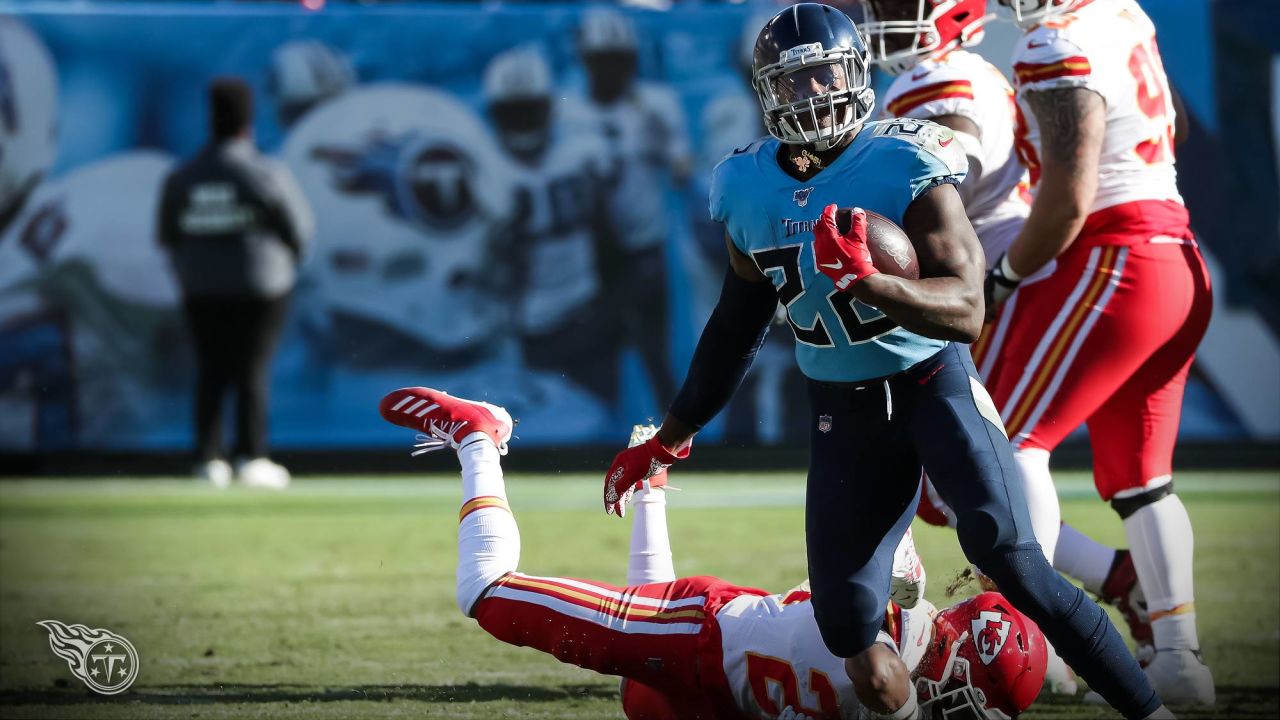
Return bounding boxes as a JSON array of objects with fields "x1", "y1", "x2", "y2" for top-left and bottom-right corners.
[
  {"x1": 710, "y1": 116, "x2": 964, "y2": 382},
  {"x1": 601, "y1": 5, "x2": 1173, "y2": 720}
]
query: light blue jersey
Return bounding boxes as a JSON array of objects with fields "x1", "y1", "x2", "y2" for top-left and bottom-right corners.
[{"x1": 710, "y1": 118, "x2": 968, "y2": 382}]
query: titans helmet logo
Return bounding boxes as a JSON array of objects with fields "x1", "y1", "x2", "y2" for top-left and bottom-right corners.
[{"x1": 37, "y1": 620, "x2": 140, "y2": 695}]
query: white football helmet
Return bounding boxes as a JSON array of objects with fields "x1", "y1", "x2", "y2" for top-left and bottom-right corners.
[
  {"x1": 998, "y1": 0, "x2": 1083, "y2": 29},
  {"x1": 484, "y1": 46, "x2": 555, "y2": 158},
  {"x1": 0, "y1": 19, "x2": 58, "y2": 218},
  {"x1": 579, "y1": 7, "x2": 638, "y2": 53},
  {"x1": 269, "y1": 41, "x2": 354, "y2": 126},
  {"x1": 484, "y1": 46, "x2": 553, "y2": 103}
]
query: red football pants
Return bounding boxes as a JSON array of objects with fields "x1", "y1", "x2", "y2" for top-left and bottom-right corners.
[
  {"x1": 980, "y1": 241, "x2": 1212, "y2": 499},
  {"x1": 472, "y1": 572, "x2": 763, "y2": 719}
]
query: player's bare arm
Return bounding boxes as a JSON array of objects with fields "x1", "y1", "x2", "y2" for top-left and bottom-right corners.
[
  {"x1": 847, "y1": 183, "x2": 985, "y2": 342},
  {"x1": 928, "y1": 113, "x2": 984, "y2": 202},
  {"x1": 1003, "y1": 87, "x2": 1105, "y2": 280}
]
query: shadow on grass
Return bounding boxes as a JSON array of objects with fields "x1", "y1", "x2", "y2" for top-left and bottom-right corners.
[
  {"x1": 0, "y1": 682, "x2": 618, "y2": 706},
  {"x1": 1033, "y1": 686, "x2": 1280, "y2": 719},
  {"x1": 2, "y1": 684, "x2": 1276, "y2": 717}
]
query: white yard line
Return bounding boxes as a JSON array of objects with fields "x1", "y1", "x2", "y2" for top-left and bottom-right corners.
[{"x1": 1, "y1": 473, "x2": 1275, "y2": 512}]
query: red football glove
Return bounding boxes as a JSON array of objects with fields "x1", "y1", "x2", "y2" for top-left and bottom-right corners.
[
  {"x1": 813, "y1": 204, "x2": 878, "y2": 291},
  {"x1": 603, "y1": 435, "x2": 689, "y2": 517}
]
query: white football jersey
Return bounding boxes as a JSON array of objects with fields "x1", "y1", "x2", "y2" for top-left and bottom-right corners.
[
  {"x1": 561, "y1": 82, "x2": 690, "y2": 252},
  {"x1": 281, "y1": 84, "x2": 514, "y2": 356},
  {"x1": 880, "y1": 49, "x2": 1029, "y2": 261},
  {"x1": 1011, "y1": 0, "x2": 1183, "y2": 212},
  {"x1": 507, "y1": 125, "x2": 608, "y2": 336},
  {"x1": 716, "y1": 592, "x2": 936, "y2": 719}
]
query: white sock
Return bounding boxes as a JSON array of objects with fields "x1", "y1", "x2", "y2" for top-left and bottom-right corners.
[
  {"x1": 627, "y1": 483, "x2": 675, "y2": 585},
  {"x1": 1043, "y1": 643, "x2": 1078, "y2": 694},
  {"x1": 1054, "y1": 523, "x2": 1117, "y2": 595},
  {"x1": 455, "y1": 437, "x2": 520, "y2": 616},
  {"x1": 862, "y1": 690, "x2": 921, "y2": 720},
  {"x1": 1123, "y1": 493, "x2": 1199, "y2": 650},
  {"x1": 1014, "y1": 447, "x2": 1060, "y2": 563}
]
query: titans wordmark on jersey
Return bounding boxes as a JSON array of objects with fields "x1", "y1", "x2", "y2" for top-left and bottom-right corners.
[{"x1": 710, "y1": 119, "x2": 967, "y2": 382}]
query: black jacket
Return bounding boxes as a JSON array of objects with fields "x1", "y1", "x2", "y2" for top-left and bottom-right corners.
[{"x1": 159, "y1": 138, "x2": 314, "y2": 299}]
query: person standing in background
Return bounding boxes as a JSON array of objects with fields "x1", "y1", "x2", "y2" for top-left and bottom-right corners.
[
  {"x1": 565, "y1": 8, "x2": 691, "y2": 412},
  {"x1": 484, "y1": 46, "x2": 618, "y2": 405},
  {"x1": 159, "y1": 78, "x2": 313, "y2": 489}
]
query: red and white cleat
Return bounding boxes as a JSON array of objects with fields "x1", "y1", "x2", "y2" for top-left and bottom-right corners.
[{"x1": 379, "y1": 387, "x2": 513, "y2": 455}]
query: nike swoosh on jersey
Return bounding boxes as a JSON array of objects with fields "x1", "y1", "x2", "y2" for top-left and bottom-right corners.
[
  {"x1": 938, "y1": 136, "x2": 955, "y2": 147},
  {"x1": 911, "y1": 69, "x2": 932, "y2": 81},
  {"x1": 820, "y1": 260, "x2": 843, "y2": 270},
  {"x1": 1027, "y1": 39, "x2": 1050, "y2": 49}
]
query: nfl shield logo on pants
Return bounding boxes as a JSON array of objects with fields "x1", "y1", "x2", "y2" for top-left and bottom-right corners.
[{"x1": 817, "y1": 414, "x2": 832, "y2": 433}]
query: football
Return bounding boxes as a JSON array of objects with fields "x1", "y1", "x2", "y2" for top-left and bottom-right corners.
[{"x1": 837, "y1": 208, "x2": 920, "y2": 280}]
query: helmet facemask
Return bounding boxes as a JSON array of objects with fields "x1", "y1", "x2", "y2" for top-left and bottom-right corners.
[
  {"x1": 490, "y1": 97, "x2": 552, "y2": 161},
  {"x1": 753, "y1": 41, "x2": 874, "y2": 151},
  {"x1": 916, "y1": 631, "x2": 1011, "y2": 720}
]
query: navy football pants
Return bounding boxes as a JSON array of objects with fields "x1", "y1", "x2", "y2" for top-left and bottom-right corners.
[{"x1": 805, "y1": 343, "x2": 1161, "y2": 719}]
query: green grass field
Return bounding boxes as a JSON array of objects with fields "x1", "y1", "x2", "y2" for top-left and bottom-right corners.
[{"x1": 0, "y1": 471, "x2": 1276, "y2": 719}]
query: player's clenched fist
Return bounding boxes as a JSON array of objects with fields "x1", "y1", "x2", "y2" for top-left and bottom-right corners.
[
  {"x1": 813, "y1": 204, "x2": 879, "y2": 291},
  {"x1": 603, "y1": 435, "x2": 689, "y2": 517}
]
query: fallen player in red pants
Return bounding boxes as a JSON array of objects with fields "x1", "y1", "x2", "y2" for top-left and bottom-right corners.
[{"x1": 380, "y1": 386, "x2": 1047, "y2": 719}]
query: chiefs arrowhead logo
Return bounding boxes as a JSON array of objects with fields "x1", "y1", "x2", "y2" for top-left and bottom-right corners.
[{"x1": 971, "y1": 611, "x2": 1011, "y2": 665}]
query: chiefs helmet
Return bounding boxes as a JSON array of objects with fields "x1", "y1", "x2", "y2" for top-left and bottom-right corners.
[
  {"x1": 752, "y1": 3, "x2": 875, "y2": 151},
  {"x1": 997, "y1": 0, "x2": 1084, "y2": 29},
  {"x1": 861, "y1": 0, "x2": 989, "y2": 75},
  {"x1": 916, "y1": 592, "x2": 1047, "y2": 719}
]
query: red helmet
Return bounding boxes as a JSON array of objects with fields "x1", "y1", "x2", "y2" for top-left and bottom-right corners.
[
  {"x1": 915, "y1": 592, "x2": 1047, "y2": 719},
  {"x1": 860, "y1": 0, "x2": 989, "y2": 75}
]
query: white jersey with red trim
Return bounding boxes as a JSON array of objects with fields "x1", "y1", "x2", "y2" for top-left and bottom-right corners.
[
  {"x1": 716, "y1": 591, "x2": 936, "y2": 719},
  {"x1": 1011, "y1": 0, "x2": 1183, "y2": 213},
  {"x1": 880, "y1": 49, "x2": 1029, "y2": 244}
]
